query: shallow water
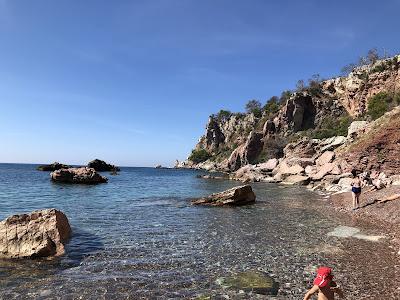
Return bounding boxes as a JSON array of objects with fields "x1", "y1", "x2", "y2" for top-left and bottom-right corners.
[{"x1": 0, "y1": 164, "x2": 398, "y2": 299}]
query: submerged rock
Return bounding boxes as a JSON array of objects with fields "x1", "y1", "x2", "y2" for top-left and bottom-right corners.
[
  {"x1": 0, "y1": 209, "x2": 71, "y2": 259},
  {"x1": 192, "y1": 185, "x2": 256, "y2": 206},
  {"x1": 217, "y1": 271, "x2": 279, "y2": 295},
  {"x1": 51, "y1": 167, "x2": 108, "y2": 184},
  {"x1": 37, "y1": 162, "x2": 70, "y2": 171},
  {"x1": 87, "y1": 159, "x2": 120, "y2": 172}
]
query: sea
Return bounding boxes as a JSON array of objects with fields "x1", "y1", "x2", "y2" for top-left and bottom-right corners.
[{"x1": 0, "y1": 164, "x2": 398, "y2": 299}]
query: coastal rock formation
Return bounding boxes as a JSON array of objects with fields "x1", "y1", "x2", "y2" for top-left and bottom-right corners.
[
  {"x1": 0, "y1": 209, "x2": 71, "y2": 259},
  {"x1": 180, "y1": 55, "x2": 400, "y2": 193},
  {"x1": 228, "y1": 131, "x2": 264, "y2": 171},
  {"x1": 51, "y1": 167, "x2": 108, "y2": 184},
  {"x1": 37, "y1": 162, "x2": 70, "y2": 171},
  {"x1": 192, "y1": 185, "x2": 256, "y2": 206},
  {"x1": 87, "y1": 159, "x2": 120, "y2": 172}
]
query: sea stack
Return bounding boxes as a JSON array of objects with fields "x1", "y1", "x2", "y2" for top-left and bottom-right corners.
[
  {"x1": 87, "y1": 159, "x2": 120, "y2": 172},
  {"x1": 37, "y1": 162, "x2": 70, "y2": 171},
  {"x1": 51, "y1": 167, "x2": 108, "y2": 184}
]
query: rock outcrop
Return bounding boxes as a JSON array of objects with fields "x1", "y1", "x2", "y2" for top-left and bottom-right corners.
[
  {"x1": 182, "y1": 55, "x2": 400, "y2": 193},
  {"x1": 87, "y1": 159, "x2": 120, "y2": 172},
  {"x1": 192, "y1": 185, "x2": 256, "y2": 206},
  {"x1": 0, "y1": 209, "x2": 71, "y2": 259},
  {"x1": 37, "y1": 162, "x2": 70, "y2": 171},
  {"x1": 51, "y1": 167, "x2": 108, "y2": 184}
]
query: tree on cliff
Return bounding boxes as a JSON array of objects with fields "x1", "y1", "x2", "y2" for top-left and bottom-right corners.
[
  {"x1": 263, "y1": 96, "x2": 280, "y2": 115},
  {"x1": 245, "y1": 99, "x2": 262, "y2": 117}
]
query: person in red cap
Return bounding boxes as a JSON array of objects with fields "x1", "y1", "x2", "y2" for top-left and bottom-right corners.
[{"x1": 303, "y1": 266, "x2": 344, "y2": 300}]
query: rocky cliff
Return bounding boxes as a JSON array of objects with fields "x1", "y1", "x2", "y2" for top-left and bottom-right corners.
[{"x1": 179, "y1": 55, "x2": 400, "y2": 178}]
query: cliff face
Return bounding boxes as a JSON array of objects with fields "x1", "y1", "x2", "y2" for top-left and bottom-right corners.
[{"x1": 183, "y1": 55, "x2": 400, "y2": 173}]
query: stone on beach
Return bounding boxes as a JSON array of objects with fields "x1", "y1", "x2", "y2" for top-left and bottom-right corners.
[
  {"x1": 37, "y1": 162, "x2": 70, "y2": 171},
  {"x1": 51, "y1": 167, "x2": 108, "y2": 184},
  {"x1": 217, "y1": 271, "x2": 279, "y2": 295},
  {"x1": 0, "y1": 209, "x2": 71, "y2": 259},
  {"x1": 192, "y1": 185, "x2": 256, "y2": 206},
  {"x1": 87, "y1": 159, "x2": 120, "y2": 172}
]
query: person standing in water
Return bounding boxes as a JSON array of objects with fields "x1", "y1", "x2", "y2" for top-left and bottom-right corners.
[
  {"x1": 303, "y1": 266, "x2": 344, "y2": 300},
  {"x1": 351, "y1": 169, "x2": 362, "y2": 210}
]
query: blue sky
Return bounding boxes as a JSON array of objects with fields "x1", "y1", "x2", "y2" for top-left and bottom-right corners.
[{"x1": 1, "y1": 0, "x2": 400, "y2": 167}]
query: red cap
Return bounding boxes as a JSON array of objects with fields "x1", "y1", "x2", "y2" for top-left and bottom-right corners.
[{"x1": 313, "y1": 267, "x2": 333, "y2": 287}]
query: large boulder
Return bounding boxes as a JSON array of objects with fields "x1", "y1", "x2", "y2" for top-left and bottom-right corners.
[
  {"x1": 320, "y1": 136, "x2": 347, "y2": 152},
  {"x1": 87, "y1": 159, "x2": 120, "y2": 172},
  {"x1": 316, "y1": 151, "x2": 335, "y2": 167},
  {"x1": 37, "y1": 162, "x2": 70, "y2": 171},
  {"x1": 0, "y1": 209, "x2": 71, "y2": 259},
  {"x1": 51, "y1": 167, "x2": 108, "y2": 184},
  {"x1": 228, "y1": 131, "x2": 264, "y2": 171},
  {"x1": 347, "y1": 121, "x2": 369, "y2": 139},
  {"x1": 256, "y1": 158, "x2": 278, "y2": 171},
  {"x1": 192, "y1": 185, "x2": 256, "y2": 206},
  {"x1": 283, "y1": 175, "x2": 310, "y2": 185}
]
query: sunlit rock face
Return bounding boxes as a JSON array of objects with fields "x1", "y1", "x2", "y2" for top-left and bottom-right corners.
[{"x1": 0, "y1": 209, "x2": 71, "y2": 259}]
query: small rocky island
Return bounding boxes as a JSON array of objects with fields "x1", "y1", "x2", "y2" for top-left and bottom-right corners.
[
  {"x1": 0, "y1": 209, "x2": 71, "y2": 259},
  {"x1": 37, "y1": 162, "x2": 70, "y2": 171},
  {"x1": 51, "y1": 167, "x2": 108, "y2": 184},
  {"x1": 88, "y1": 159, "x2": 120, "y2": 172},
  {"x1": 192, "y1": 185, "x2": 256, "y2": 206}
]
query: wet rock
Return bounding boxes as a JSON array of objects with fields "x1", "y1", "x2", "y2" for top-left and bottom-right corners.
[
  {"x1": 192, "y1": 185, "x2": 256, "y2": 206},
  {"x1": 87, "y1": 159, "x2": 120, "y2": 172},
  {"x1": 196, "y1": 174, "x2": 226, "y2": 180},
  {"x1": 37, "y1": 162, "x2": 70, "y2": 171},
  {"x1": 0, "y1": 209, "x2": 71, "y2": 259},
  {"x1": 217, "y1": 271, "x2": 279, "y2": 295},
  {"x1": 51, "y1": 167, "x2": 108, "y2": 184}
]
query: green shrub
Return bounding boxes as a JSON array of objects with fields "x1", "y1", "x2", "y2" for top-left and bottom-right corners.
[
  {"x1": 215, "y1": 110, "x2": 232, "y2": 121},
  {"x1": 394, "y1": 92, "x2": 400, "y2": 105},
  {"x1": 245, "y1": 99, "x2": 262, "y2": 117},
  {"x1": 188, "y1": 149, "x2": 211, "y2": 163},
  {"x1": 312, "y1": 115, "x2": 352, "y2": 139},
  {"x1": 263, "y1": 96, "x2": 280, "y2": 115},
  {"x1": 367, "y1": 92, "x2": 391, "y2": 120}
]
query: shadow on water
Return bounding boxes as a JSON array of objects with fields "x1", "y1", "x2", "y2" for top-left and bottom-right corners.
[{"x1": 0, "y1": 228, "x2": 104, "y2": 290}]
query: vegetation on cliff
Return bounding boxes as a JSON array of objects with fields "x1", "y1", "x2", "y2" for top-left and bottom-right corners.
[{"x1": 187, "y1": 50, "x2": 400, "y2": 171}]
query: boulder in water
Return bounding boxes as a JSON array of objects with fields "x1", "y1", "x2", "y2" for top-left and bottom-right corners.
[
  {"x1": 192, "y1": 185, "x2": 256, "y2": 206},
  {"x1": 0, "y1": 209, "x2": 71, "y2": 259},
  {"x1": 51, "y1": 167, "x2": 108, "y2": 184},
  {"x1": 87, "y1": 159, "x2": 120, "y2": 172},
  {"x1": 37, "y1": 162, "x2": 70, "y2": 171},
  {"x1": 217, "y1": 271, "x2": 279, "y2": 295}
]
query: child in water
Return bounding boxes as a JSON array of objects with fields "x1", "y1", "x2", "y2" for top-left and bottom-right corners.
[{"x1": 303, "y1": 267, "x2": 344, "y2": 300}]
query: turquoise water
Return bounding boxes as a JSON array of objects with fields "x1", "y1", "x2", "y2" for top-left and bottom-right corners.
[{"x1": 0, "y1": 164, "x2": 395, "y2": 299}]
